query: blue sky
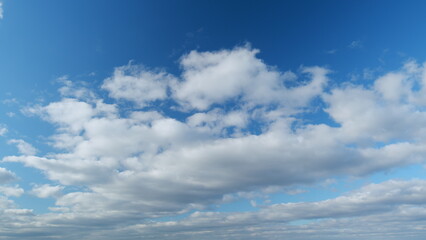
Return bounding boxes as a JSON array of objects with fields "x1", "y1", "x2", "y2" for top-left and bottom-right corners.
[{"x1": 2, "y1": 1, "x2": 426, "y2": 239}]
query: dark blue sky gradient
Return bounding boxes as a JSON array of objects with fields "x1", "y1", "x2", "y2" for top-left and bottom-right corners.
[{"x1": 2, "y1": 0, "x2": 426, "y2": 97}]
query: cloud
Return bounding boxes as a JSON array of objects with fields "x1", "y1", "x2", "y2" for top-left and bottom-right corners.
[
  {"x1": 57, "y1": 76, "x2": 96, "y2": 100},
  {"x1": 100, "y1": 46, "x2": 329, "y2": 112},
  {"x1": 3, "y1": 46, "x2": 426, "y2": 239},
  {"x1": 0, "y1": 2, "x2": 3, "y2": 20},
  {"x1": 102, "y1": 64, "x2": 174, "y2": 107},
  {"x1": 0, "y1": 185, "x2": 24, "y2": 197},
  {"x1": 117, "y1": 179, "x2": 426, "y2": 240},
  {"x1": 31, "y1": 184, "x2": 64, "y2": 198},
  {"x1": 323, "y1": 60, "x2": 426, "y2": 144},
  {"x1": 348, "y1": 40, "x2": 362, "y2": 49},
  {"x1": 173, "y1": 46, "x2": 328, "y2": 110},
  {"x1": 0, "y1": 125, "x2": 7, "y2": 136},
  {"x1": 8, "y1": 139, "x2": 37, "y2": 156},
  {"x1": 0, "y1": 168, "x2": 17, "y2": 184},
  {"x1": 258, "y1": 179, "x2": 426, "y2": 221},
  {"x1": 325, "y1": 49, "x2": 337, "y2": 54}
]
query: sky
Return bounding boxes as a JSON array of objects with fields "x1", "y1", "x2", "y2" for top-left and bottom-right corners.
[{"x1": 1, "y1": 0, "x2": 426, "y2": 239}]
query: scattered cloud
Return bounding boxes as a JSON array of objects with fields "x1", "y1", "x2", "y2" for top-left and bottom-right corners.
[
  {"x1": 31, "y1": 184, "x2": 64, "y2": 198},
  {"x1": 102, "y1": 64, "x2": 174, "y2": 107},
  {"x1": 0, "y1": 125, "x2": 7, "y2": 136},
  {"x1": 0, "y1": 168, "x2": 17, "y2": 184},
  {"x1": 2, "y1": 98, "x2": 19, "y2": 105},
  {"x1": 8, "y1": 139, "x2": 37, "y2": 156},
  {"x1": 0, "y1": 2, "x2": 3, "y2": 20},
  {"x1": 2, "y1": 46, "x2": 426, "y2": 239},
  {"x1": 0, "y1": 179, "x2": 420, "y2": 240},
  {"x1": 348, "y1": 40, "x2": 363, "y2": 49},
  {"x1": 325, "y1": 49, "x2": 337, "y2": 54},
  {"x1": 90, "y1": 179, "x2": 425, "y2": 240},
  {"x1": 172, "y1": 46, "x2": 328, "y2": 110},
  {"x1": 57, "y1": 76, "x2": 96, "y2": 100},
  {"x1": 0, "y1": 185, "x2": 24, "y2": 197}
]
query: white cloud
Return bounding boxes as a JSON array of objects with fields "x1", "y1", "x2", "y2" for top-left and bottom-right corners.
[
  {"x1": 325, "y1": 49, "x2": 337, "y2": 54},
  {"x1": 323, "y1": 60, "x2": 426, "y2": 144},
  {"x1": 173, "y1": 46, "x2": 328, "y2": 110},
  {"x1": 6, "y1": 57, "x2": 426, "y2": 211},
  {"x1": 31, "y1": 184, "x2": 63, "y2": 198},
  {"x1": 117, "y1": 179, "x2": 426, "y2": 240},
  {"x1": 6, "y1": 112, "x2": 15, "y2": 117},
  {"x1": 8, "y1": 139, "x2": 37, "y2": 156},
  {"x1": 0, "y1": 185, "x2": 24, "y2": 197},
  {"x1": 258, "y1": 179, "x2": 426, "y2": 221},
  {"x1": 57, "y1": 76, "x2": 96, "y2": 100},
  {"x1": 0, "y1": 125, "x2": 7, "y2": 136},
  {"x1": 0, "y1": 2, "x2": 3, "y2": 20},
  {"x1": 0, "y1": 168, "x2": 17, "y2": 184},
  {"x1": 24, "y1": 98, "x2": 118, "y2": 134},
  {"x1": 4, "y1": 46, "x2": 426, "y2": 239},
  {"x1": 102, "y1": 64, "x2": 174, "y2": 107},
  {"x1": 348, "y1": 40, "x2": 362, "y2": 49},
  {"x1": 100, "y1": 46, "x2": 328, "y2": 112},
  {"x1": 2, "y1": 98, "x2": 18, "y2": 105}
]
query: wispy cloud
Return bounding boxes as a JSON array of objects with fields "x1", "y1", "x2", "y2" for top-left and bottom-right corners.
[
  {"x1": 0, "y1": 125, "x2": 6, "y2": 136},
  {"x1": 0, "y1": 2, "x2": 3, "y2": 20},
  {"x1": 349, "y1": 40, "x2": 363, "y2": 49},
  {"x1": 325, "y1": 49, "x2": 337, "y2": 54}
]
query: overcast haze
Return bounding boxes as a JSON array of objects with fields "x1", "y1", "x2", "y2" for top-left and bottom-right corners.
[{"x1": 1, "y1": 1, "x2": 426, "y2": 239}]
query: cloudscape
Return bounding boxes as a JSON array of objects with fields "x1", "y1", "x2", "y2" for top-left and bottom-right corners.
[{"x1": 1, "y1": 1, "x2": 426, "y2": 239}]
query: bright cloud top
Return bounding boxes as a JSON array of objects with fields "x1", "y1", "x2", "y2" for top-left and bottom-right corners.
[{"x1": 2, "y1": 46, "x2": 426, "y2": 239}]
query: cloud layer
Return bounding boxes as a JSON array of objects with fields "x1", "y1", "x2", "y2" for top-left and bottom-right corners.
[{"x1": 2, "y1": 46, "x2": 426, "y2": 239}]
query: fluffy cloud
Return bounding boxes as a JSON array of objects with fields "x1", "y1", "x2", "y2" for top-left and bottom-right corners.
[
  {"x1": 323, "y1": 60, "x2": 426, "y2": 144},
  {"x1": 100, "y1": 46, "x2": 329, "y2": 112},
  {"x1": 102, "y1": 64, "x2": 175, "y2": 107},
  {"x1": 0, "y1": 2, "x2": 3, "y2": 20},
  {"x1": 0, "y1": 168, "x2": 17, "y2": 184},
  {"x1": 31, "y1": 184, "x2": 63, "y2": 198},
  {"x1": 8, "y1": 139, "x2": 37, "y2": 156},
  {"x1": 173, "y1": 46, "x2": 328, "y2": 110},
  {"x1": 0, "y1": 185, "x2": 24, "y2": 197},
  {"x1": 3, "y1": 46, "x2": 426, "y2": 239}
]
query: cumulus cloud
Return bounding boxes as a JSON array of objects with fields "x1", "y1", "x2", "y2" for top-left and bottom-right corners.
[
  {"x1": 173, "y1": 46, "x2": 328, "y2": 110},
  {"x1": 3, "y1": 46, "x2": 426, "y2": 239},
  {"x1": 0, "y1": 168, "x2": 17, "y2": 184},
  {"x1": 100, "y1": 46, "x2": 328, "y2": 112},
  {"x1": 0, "y1": 185, "x2": 24, "y2": 197},
  {"x1": 102, "y1": 64, "x2": 175, "y2": 107},
  {"x1": 323, "y1": 60, "x2": 426, "y2": 144},
  {"x1": 8, "y1": 139, "x2": 37, "y2": 156},
  {"x1": 31, "y1": 184, "x2": 64, "y2": 198}
]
